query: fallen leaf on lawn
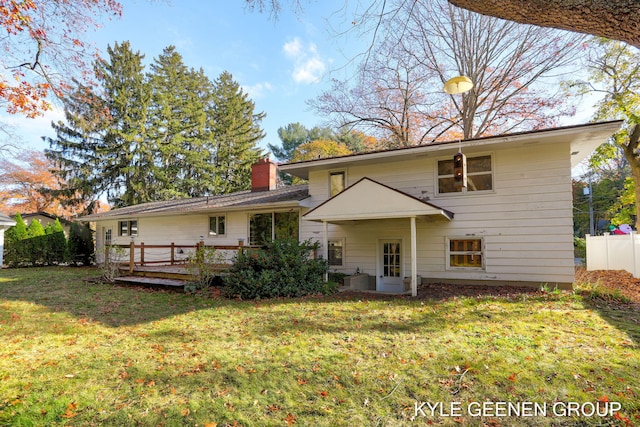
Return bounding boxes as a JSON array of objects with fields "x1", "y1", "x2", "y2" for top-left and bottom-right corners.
[{"x1": 285, "y1": 413, "x2": 297, "y2": 425}]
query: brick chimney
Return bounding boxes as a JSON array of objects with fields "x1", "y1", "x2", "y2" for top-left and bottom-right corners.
[{"x1": 251, "y1": 158, "x2": 277, "y2": 192}]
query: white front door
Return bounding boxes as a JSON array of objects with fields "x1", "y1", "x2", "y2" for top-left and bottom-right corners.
[{"x1": 377, "y1": 239, "x2": 404, "y2": 293}]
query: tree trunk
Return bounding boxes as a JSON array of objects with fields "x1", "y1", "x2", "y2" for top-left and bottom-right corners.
[
  {"x1": 448, "y1": 0, "x2": 640, "y2": 49},
  {"x1": 622, "y1": 125, "x2": 640, "y2": 231}
]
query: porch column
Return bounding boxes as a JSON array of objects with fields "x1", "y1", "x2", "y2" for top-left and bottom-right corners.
[
  {"x1": 410, "y1": 216, "x2": 417, "y2": 297},
  {"x1": 322, "y1": 220, "x2": 329, "y2": 282}
]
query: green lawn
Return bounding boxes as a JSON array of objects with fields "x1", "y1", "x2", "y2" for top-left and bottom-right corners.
[{"x1": 0, "y1": 267, "x2": 638, "y2": 426}]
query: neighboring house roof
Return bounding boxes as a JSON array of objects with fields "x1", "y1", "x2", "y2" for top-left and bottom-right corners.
[
  {"x1": 279, "y1": 120, "x2": 623, "y2": 179},
  {"x1": 22, "y1": 212, "x2": 72, "y2": 225},
  {"x1": 82, "y1": 184, "x2": 310, "y2": 221},
  {"x1": 0, "y1": 213, "x2": 16, "y2": 228},
  {"x1": 304, "y1": 178, "x2": 453, "y2": 223}
]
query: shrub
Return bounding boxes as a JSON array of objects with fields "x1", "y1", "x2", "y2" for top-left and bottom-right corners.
[
  {"x1": 185, "y1": 246, "x2": 226, "y2": 292},
  {"x1": 223, "y1": 238, "x2": 332, "y2": 299},
  {"x1": 45, "y1": 219, "x2": 67, "y2": 265},
  {"x1": 574, "y1": 236, "x2": 586, "y2": 260},
  {"x1": 99, "y1": 245, "x2": 126, "y2": 282},
  {"x1": 68, "y1": 222, "x2": 94, "y2": 266}
]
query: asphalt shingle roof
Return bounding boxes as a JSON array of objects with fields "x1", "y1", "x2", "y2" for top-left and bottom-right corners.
[{"x1": 82, "y1": 184, "x2": 309, "y2": 220}]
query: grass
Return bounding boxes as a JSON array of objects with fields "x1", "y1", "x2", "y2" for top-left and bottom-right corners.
[{"x1": 0, "y1": 267, "x2": 638, "y2": 426}]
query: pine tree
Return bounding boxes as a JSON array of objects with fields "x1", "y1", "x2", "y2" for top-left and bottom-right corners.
[
  {"x1": 209, "y1": 71, "x2": 265, "y2": 194},
  {"x1": 46, "y1": 41, "x2": 152, "y2": 208},
  {"x1": 147, "y1": 46, "x2": 215, "y2": 198}
]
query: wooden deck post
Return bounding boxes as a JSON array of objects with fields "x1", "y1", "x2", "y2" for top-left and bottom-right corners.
[
  {"x1": 129, "y1": 241, "x2": 135, "y2": 274},
  {"x1": 140, "y1": 242, "x2": 145, "y2": 266},
  {"x1": 170, "y1": 242, "x2": 175, "y2": 265}
]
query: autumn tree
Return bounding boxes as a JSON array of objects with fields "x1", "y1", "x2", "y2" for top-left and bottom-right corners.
[
  {"x1": 290, "y1": 139, "x2": 351, "y2": 162},
  {"x1": 311, "y1": 0, "x2": 584, "y2": 146},
  {"x1": 0, "y1": 0, "x2": 122, "y2": 121},
  {"x1": 572, "y1": 39, "x2": 640, "y2": 229},
  {"x1": 310, "y1": 35, "x2": 437, "y2": 147},
  {"x1": 0, "y1": 149, "x2": 84, "y2": 216}
]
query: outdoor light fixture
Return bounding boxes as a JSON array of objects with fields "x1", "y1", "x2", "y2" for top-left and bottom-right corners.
[
  {"x1": 443, "y1": 75, "x2": 474, "y2": 95},
  {"x1": 443, "y1": 75, "x2": 474, "y2": 190}
]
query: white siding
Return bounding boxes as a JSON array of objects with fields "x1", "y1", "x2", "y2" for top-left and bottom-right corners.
[
  {"x1": 95, "y1": 209, "x2": 302, "y2": 264},
  {"x1": 303, "y1": 141, "x2": 574, "y2": 286}
]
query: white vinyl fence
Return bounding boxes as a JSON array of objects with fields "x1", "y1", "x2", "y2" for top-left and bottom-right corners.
[{"x1": 586, "y1": 232, "x2": 640, "y2": 278}]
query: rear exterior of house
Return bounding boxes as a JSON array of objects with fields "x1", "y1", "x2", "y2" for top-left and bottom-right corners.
[{"x1": 82, "y1": 121, "x2": 622, "y2": 294}]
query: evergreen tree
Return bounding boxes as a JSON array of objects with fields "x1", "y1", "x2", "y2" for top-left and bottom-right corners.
[
  {"x1": 45, "y1": 219, "x2": 68, "y2": 264},
  {"x1": 4, "y1": 213, "x2": 27, "y2": 244},
  {"x1": 46, "y1": 41, "x2": 152, "y2": 208},
  {"x1": 268, "y1": 122, "x2": 311, "y2": 161},
  {"x1": 26, "y1": 219, "x2": 46, "y2": 265},
  {"x1": 3, "y1": 213, "x2": 28, "y2": 266},
  {"x1": 209, "y1": 71, "x2": 265, "y2": 194},
  {"x1": 147, "y1": 46, "x2": 215, "y2": 198},
  {"x1": 68, "y1": 222, "x2": 94, "y2": 266},
  {"x1": 26, "y1": 219, "x2": 45, "y2": 238}
]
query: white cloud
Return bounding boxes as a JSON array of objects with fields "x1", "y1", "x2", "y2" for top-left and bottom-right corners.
[
  {"x1": 242, "y1": 81, "x2": 273, "y2": 99},
  {"x1": 282, "y1": 37, "x2": 326, "y2": 84},
  {"x1": 283, "y1": 38, "x2": 303, "y2": 59}
]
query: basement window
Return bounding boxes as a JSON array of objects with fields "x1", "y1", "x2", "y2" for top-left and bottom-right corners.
[{"x1": 447, "y1": 238, "x2": 483, "y2": 269}]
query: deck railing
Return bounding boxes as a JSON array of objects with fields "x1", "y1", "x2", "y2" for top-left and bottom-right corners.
[{"x1": 107, "y1": 241, "x2": 258, "y2": 274}]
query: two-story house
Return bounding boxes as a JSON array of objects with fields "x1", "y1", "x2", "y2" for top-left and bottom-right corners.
[{"x1": 82, "y1": 121, "x2": 622, "y2": 295}]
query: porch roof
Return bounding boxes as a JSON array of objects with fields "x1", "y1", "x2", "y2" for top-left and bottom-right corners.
[{"x1": 303, "y1": 178, "x2": 453, "y2": 223}]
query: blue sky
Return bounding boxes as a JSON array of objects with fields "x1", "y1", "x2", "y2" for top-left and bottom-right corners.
[
  {"x1": 4, "y1": 0, "x2": 362, "y2": 154},
  {"x1": 3, "y1": 0, "x2": 599, "y2": 157}
]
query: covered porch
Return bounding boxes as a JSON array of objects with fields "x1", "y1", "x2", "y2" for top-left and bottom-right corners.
[{"x1": 304, "y1": 178, "x2": 454, "y2": 296}]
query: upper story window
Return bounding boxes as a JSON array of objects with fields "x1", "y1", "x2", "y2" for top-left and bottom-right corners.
[
  {"x1": 437, "y1": 154, "x2": 493, "y2": 194},
  {"x1": 118, "y1": 220, "x2": 138, "y2": 237},
  {"x1": 329, "y1": 171, "x2": 346, "y2": 197},
  {"x1": 209, "y1": 215, "x2": 226, "y2": 236}
]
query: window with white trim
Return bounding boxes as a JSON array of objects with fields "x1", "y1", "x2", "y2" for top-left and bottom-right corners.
[
  {"x1": 327, "y1": 239, "x2": 344, "y2": 266},
  {"x1": 447, "y1": 238, "x2": 484, "y2": 269},
  {"x1": 118, "y1": 220, "x2": 138, "y2": 237},
  {"x1": 438, "y1": 154, "x2": 493, "y2": 194},
  {"x1": 209, "y1": 215, "x2": 226, "y2": 236},
  {"x1": 329, "y1": 171, "x2": 346, "y2": 197}
]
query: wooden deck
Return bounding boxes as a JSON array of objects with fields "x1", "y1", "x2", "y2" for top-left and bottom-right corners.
[{"x1": 116, "y1": 263, "x2": 230, "y2": 289}]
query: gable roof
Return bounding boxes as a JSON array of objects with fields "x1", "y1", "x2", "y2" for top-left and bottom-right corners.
[
  {"x1": 81, "y1": 184, "x2": 310, "y2": 221},
  {"x1": 22, "y1": 212, "x2": 72, "y2": 224},
  {"x1": 280, "y1": 121, "x2": 623, "y2": 179},
  {"x1": 304, "y1": 178, "x2": 453, "y2": 223}
]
